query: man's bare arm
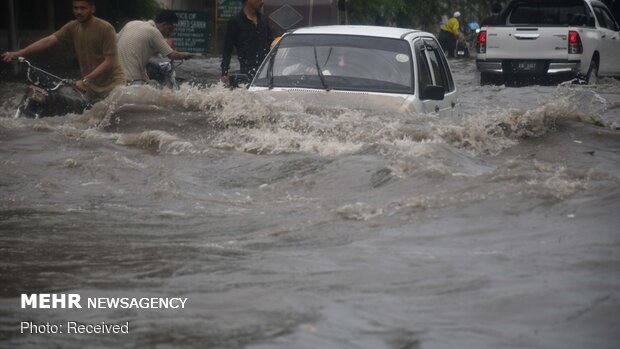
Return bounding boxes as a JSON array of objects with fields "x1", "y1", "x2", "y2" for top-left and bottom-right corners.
[
  {"x1": 75, "y1": 54, "x2": 116, "y2": 91},
  {"x1": 167, "y1": 51, "x2": 193, "y2": 60},
  {"x1": 2, "y1": 35, "x2": 59, "y2": 62}
]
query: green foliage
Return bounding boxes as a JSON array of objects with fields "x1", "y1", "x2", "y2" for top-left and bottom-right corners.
[
  {"x1": 346, "y1": 0, "x2": 503, "y2": 31},
  {"x1": 347, "y1": 0, "x2": 409, "y2": 25},
  {"x1": 115, "y1": 0, "x2": 161, "y2": 20}
]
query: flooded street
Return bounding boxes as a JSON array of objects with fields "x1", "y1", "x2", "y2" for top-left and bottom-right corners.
[{"x1": 1, "y1": 57, "x2": 619, "y2": 348}]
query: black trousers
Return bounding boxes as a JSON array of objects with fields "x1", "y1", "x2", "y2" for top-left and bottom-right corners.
[{"x1": 438, "y1": 30, "x2": 457, "y2": 58}]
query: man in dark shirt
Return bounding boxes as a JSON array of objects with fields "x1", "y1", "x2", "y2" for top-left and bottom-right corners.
[{"x1": 220, "y1": 0, "x2": 273, "y2": 85}]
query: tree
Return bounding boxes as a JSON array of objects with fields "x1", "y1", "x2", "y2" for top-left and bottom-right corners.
[
  {"x1": 347, "y1": 0, "x2": 407, "y2": 24},
  {"x1": 347, "y1": 0, "x2": 507, "y2": 31}
]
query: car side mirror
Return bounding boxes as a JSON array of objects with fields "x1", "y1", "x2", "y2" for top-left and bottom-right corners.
[{"x1": 421, "y1": 85, "x2": 445, "y2": 100}]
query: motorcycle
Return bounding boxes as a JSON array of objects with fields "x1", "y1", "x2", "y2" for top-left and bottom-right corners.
[
  {"x1": 145, "y1": 57, "x2": 187, "y2": 90},
  {"x1": 14, "y1": 57, "x2": 90, "y2": 119},
  {"x1": 455, "y1": 39, "x2": 470, "y2": 58},
  {"x1": 456, "y1": 22, "x2": 480, "y2": 59}
]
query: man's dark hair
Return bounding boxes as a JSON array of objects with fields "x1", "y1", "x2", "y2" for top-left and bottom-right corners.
[
  {"x1": 155, "y1": 10, "x2": 179, "y2": 24},
  {"x1": 75, "y1": 0, "x2": 96, "y2": 4}
]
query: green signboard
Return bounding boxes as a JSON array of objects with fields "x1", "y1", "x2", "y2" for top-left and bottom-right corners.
[
  {"x1": 217, "y1": 0, "x2": 243, "y2": 19},
  {"x1": 171, "y1": 11, "x2": 209, "y2": 53}
]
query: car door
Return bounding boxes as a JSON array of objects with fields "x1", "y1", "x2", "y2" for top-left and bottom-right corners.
[
  {"x1": 414, "y1": 39, "x2": 458, "y2": 117},
  {"x1": 593, "y1": 5, "x2": 620, "y2": 75}
]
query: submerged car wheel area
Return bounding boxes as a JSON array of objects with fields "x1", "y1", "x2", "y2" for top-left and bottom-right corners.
[{"x1": 249, "y1": 26, "x2": 459, "y2": 117}]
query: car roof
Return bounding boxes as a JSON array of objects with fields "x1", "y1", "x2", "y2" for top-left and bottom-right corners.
[{"x1": 289, "y1": 25, "x2": 427, "y2": 40}]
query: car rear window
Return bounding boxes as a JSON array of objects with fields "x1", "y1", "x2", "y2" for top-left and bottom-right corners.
[{"x1": 508, "y1": 2, "x2": 588, "y2": 25}]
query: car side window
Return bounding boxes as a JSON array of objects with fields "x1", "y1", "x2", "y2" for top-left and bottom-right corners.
[
  {"x1": 425, "y1": 39, "x2": 455, "y2": 93},
  {"x1": 593, "y1": 7, "x2": 606, "y2": 28},
  {"x1": 414, "y1": 38, "x2": 455, "y2": 97},
  {"x1": 427, "y1": 49, "x2": 446, "y2": 89},
  {"x1": 598, "y1": 7, "x2": 619, "y2": 31},
  {"x1": 414, "y1": 41, "x2": 433, "y2": 93}
]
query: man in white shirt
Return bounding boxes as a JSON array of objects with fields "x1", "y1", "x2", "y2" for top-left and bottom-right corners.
[{"x1": 117, "y1": 10, "x2": 192, "y2": 83}]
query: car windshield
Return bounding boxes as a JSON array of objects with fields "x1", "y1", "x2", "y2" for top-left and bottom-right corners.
[{"x1": 254, "y1": 34, "x2": 414, "y2": 94}]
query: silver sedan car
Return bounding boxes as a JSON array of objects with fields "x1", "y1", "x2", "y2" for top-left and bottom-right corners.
[{"x1": 249, "y1": 25, "x2": 460, "y2": 117}]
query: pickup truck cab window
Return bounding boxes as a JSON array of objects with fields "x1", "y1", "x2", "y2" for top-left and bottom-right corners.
[
  {"x1": 593, "y1": 6, "x2": 620, "y2": 31},
  {"x1": 508, "y1": 3, "x2": 587, "y2": 26}
]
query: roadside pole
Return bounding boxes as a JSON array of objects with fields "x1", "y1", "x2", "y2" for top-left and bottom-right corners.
[{"x1": 8, "y1": 0, "x2": 19, "y2": 75}]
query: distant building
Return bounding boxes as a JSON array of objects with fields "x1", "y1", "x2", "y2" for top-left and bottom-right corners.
[{"x1": 157, "y1": 0, "x2": 339, "y2": 54}]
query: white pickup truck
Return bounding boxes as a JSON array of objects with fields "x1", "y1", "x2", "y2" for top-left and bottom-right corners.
[{"x1": 475, "y1": 0, "x2": 620, "y2": 85}]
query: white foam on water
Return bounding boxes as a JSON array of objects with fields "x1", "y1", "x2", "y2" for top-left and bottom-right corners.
[
  {"x1": 1, "y1": 80, "x2": 615, "y2": 174},
  {"x1": 116, "y1": 130, "x2": 199, "y2": 154}
]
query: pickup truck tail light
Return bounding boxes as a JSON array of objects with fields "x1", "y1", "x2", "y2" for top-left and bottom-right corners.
[
  {"x1": 568, "y1": 31, "x2": 583, "y2": 54},
  {"x1": 477, "y1": 30, "x2": 487, "y2": 54}
]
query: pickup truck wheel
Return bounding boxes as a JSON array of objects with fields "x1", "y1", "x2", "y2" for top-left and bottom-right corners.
[{"x1": 586, "y1": 60, "x2": 598, "y2": 85}]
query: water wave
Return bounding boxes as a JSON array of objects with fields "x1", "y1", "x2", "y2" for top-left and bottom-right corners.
[{"x1": 1, "y1": 82, "x2": 615, "y2": 162}]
